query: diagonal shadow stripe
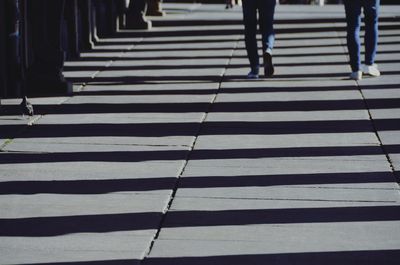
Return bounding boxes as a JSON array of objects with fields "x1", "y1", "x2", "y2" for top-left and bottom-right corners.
[
  {"x1": 13, "y1": 249, "x2": 400, "y2": 265},
  {"x1": 1, "y1": 119, "x2": 399, "y2": 139},
  {"x1": 0, "y1": 119, "x2": 400, "y2": 138},
  {"x1": 1, "y1": 145, "x2": 399, "y2": 164},
  {"x1": 1, "y1": 206, "x2": 400, "y2": 237},
  {"x1": 201, "y1": 119, "x2": 400, "y2": 135},
  {"x1": 163, "y1": 206, "x2": 400, "y2": 228},
  {"x1": 29, "y1": 98, "x2": 400, "y2": 114},
  {"x1": 0, "y1": 212, "x2": 162, "y2": 237},
  {"x1": 142, "y1": 250, "x2": 400, "y2": 265},
  {"x1": 179, "y1": 171, "x2": 397, "y2": 189},
  {"x1": 0, "y1": 177, "x2": 177, "y2": 195},
  {"x1": 2, "y1": 98, "x2": 398, "y2": 115},
  {"x1": 0, "y1": 172, "x2": 395, "y2": 195},
  {"x1": 189, "y1": 145, "x2": 393, "y2": 159}
]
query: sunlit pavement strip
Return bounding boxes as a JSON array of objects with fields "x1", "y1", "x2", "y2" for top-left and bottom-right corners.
[{"x1": 1, "y1": 3, "x2": 400, "y2": 265}]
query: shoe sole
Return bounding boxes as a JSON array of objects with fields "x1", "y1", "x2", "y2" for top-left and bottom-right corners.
[
  {"x1": 263, "y1": 52, "x2": 274, "y2": 77},
  {"x1": 363, "y1": 72, "x2": 381, "y2": 77}
]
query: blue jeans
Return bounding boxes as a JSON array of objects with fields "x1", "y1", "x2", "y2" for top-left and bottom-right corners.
[
  {"x1": 344, "y1": 0, "x2": 380, "y2": 72},
  {"x1": 242, "y1": 0, "x2": 276, "y2": 72}
]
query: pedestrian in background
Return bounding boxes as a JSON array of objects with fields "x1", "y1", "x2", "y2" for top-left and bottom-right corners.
[
  {"x1": 226, "y1": 0, "x2": 242, "y2": 9},
  {"x1": 242, "y1": 0, "x2": 276, "y2": 79},
  {"x1": 344, "y1": 0, "x2": 381, "y2": 80}
]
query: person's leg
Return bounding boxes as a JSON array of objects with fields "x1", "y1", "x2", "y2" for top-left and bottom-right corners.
[
  {"x1": 344, "y1": 0, "x2": 362, "y2": 73},
  {"x1": 363, "y1": 0, "x2": 379, "y2": 66},
  {"x1": 242, "y1": 0, "x2": 259, "y2": 75},
  {"x1": 258, "y1": 0, "x2": 275, "y2": 53},
  {"x1": 258, "y1": 0, "x2": 275, "y2": 77}
]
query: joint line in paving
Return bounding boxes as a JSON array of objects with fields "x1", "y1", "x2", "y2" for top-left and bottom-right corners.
[
  {"x1": 140, "y1": 35, "x2": 241, "y2": 264},
  {"x1": 335, "y1": 24, "x2": 398, "y2": 184}
]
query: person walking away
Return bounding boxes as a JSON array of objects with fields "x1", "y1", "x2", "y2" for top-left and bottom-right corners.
[
  {"x1": 344, "y1": 0, "x2": 381, "y2": 80},
  {"x1": 242, "y1": 0, "x2": 276, "y2": 79},
  {"x1": 226, "y1": 0, "x2": 242, "y2": 9}
]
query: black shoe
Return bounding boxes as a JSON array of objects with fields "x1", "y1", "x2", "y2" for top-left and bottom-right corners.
[{"x1": 263, "y1": 52, "x2": 274, "y2": 77}]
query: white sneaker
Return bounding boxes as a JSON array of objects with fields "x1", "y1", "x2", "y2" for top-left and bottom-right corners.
[
  {"x1": 350, "y1": 71, "x2": 362, "y2": 81},
  {"x1": 363, "y1": 64, "x2": 381, "y2": 77}
]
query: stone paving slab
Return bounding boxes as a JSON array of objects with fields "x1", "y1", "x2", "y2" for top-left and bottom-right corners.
[
  {"x1": 1, "y1": 193, "x2": 170, "y2": 218},
  {"x1": 0, "y1": 161, "x2": 185, "y2": 182},
  {"x1": 193, "y1": 133, "x2": 380, "y2": 149},
  {"x1": 205, "y1": 110, "x2": 370, "y2": 122},
  {"x1": 0, "y1": 232, "x2": 145, "y2": 265},
  {"x1": 182, "y1": 155, "x2": 392, "y2": 176},
  {"x1": 145, "y1": 221, "x2": 400, "y2": 259},
  {"x1": 168, "y1": 192, "x2": 399, "y2": 211},
  {"x1": 172, "y1": 185, "x2": 399, "y2": 205}
]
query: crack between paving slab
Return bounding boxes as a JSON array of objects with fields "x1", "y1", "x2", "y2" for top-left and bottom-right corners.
[
  {"x1": 0, "y1": 115, "x2": 44, "y2": 151},
  {"x1": 75, "y1": 40, "x2": 141, "y2": 94},
  {"x1": 140, "y1": 34, "x2": 241, "y2": 264},
  {"x1": 354, "y1": 88, "x2": 399, "y2": 184},
  {"x1": 335, "y1": 25, "x2": 399, "y2": 191}
]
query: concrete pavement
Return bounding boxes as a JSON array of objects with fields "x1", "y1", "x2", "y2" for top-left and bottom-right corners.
[{"x1": 1, "y1": 3, "x2": 400, "y2": 264}]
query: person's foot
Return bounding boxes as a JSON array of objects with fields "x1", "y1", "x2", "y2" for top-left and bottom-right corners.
[
  {"x1": 363, "y1": 64, "x2": 381, "y2": 77},
  {"x1": 350, "y1": 71, "x2": 362, "y2": 81},
  {"x1": 247, "y1": 70, "x2": 259, "y2": 79},
  {"x1": 225, "y1": 0, "x2": 234, "y2": 8},
  {"x1": 263, "y1": 51, "x2": 274, "y2": 77}
]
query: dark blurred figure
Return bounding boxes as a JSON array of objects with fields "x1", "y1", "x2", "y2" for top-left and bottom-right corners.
[
  {"x1": 5, "y1": 0, "x2": 33, "y2": 115},
  {"x1": 242, "y1": 0, "x2": 276, "y2": 79},
  {"x1": 26, "y1": 0, "x2": 70, "y2": 95},
  {"x1": 126, "y1": 0, "x2": 151, "y2": 29}
]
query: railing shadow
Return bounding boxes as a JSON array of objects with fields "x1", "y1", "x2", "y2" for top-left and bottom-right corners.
[{"x1": 0, "y1": 171, "x2": 395, "y2": 195}]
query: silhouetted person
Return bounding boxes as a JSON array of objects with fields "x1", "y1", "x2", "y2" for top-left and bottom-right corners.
[
  {"x1": 226, "y1": 0, "x2": 242, "y2": 9},
  {"x1": 6, "y1": 0, "x2": 33, "y2": 115},
  {"x1": 344, "y1": 0, "x2": 381, "y2": 80},
  {"x1": 27, "y1": 0, "x2": 70, "y2": 94},
  {"x1": 126, "y1": 0, "x2": 151, "y2": 29},
  {"x1": 242, "y1": 0, "x2": 276, "y2": 79}
]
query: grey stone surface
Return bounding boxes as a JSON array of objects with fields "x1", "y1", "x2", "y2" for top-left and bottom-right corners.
[
  {"x1": 193, "y1": 133, "x2": 380, "y2": 149},
  {"x1": 1, "y1": 193, "x2": 170, "y2": 218},
  {"x1": 182, "y1": 156, "x2": 392, "y2": 176},
  {"x1": 172, "y1": 184, "x2": 400, "y2": 207},
  {"x1": 0, "y1": 232, "x2": 147, "y2": 265},
  {"x1": 65, "y1": 93, "x2": 215, "y2": 104},
  {"x1": 205, "y1": 110, "x2": 370, "y2": 122},
  {"x1": 168, "y1": 193, "x2": 400, "y2": 212},
  {"x1": 1, "y1": 3, "x2": 400, "y2": 265},
  {"x1": 0, "y1": 161, "x2": 184, "y2": 182},
  {"x1": 147, "y1": 221, "x2": 400, "y2": 257},
  {"x1": 3, "y1": 139, "x2": 190, "y2": 153}
]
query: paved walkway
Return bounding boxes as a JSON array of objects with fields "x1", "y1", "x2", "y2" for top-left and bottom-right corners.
[{"x1": 1, "y1": 3, "x2": 400, "y2": 265}]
